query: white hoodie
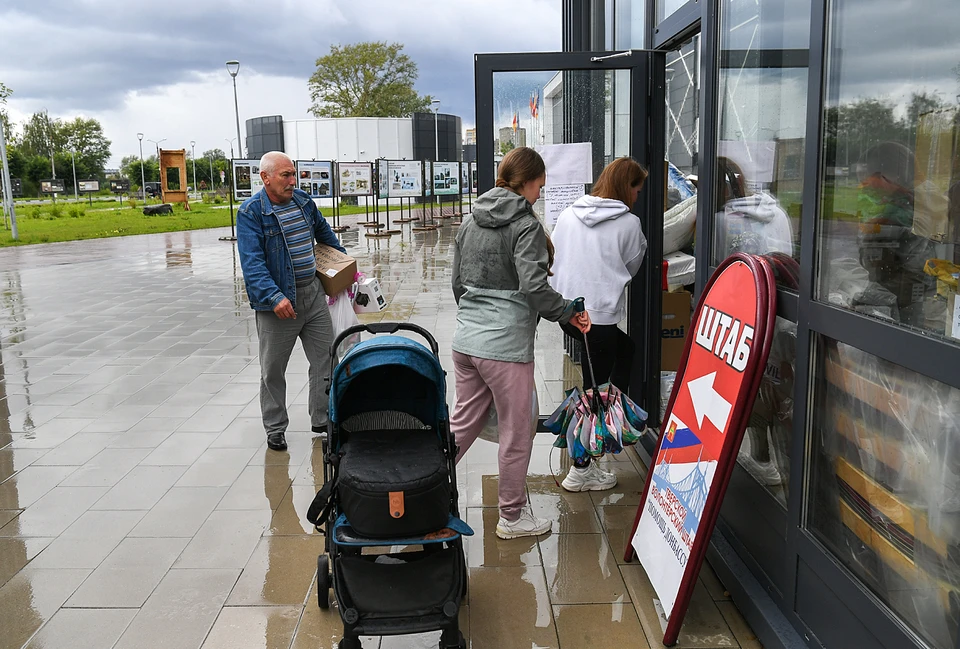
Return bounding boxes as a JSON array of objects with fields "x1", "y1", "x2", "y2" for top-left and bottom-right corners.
[
  {"x1": 549, "y1": 195, "x2": 646, "y2": 325},
  {"x1": 714, "y1": 192, "x2": 793, "y2": 257}
]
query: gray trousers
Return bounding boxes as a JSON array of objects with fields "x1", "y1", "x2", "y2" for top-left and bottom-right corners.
[{"x1": 255, "y1": 276, "x2": 334, "y2": 435}]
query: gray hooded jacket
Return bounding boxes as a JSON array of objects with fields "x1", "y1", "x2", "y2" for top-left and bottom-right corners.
[{"x1": 452, "y1": 187, "x2": 576, "y2": 363}]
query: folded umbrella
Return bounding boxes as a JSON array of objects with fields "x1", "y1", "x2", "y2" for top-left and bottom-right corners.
[{"x1": 545, "y1": 299, "x2": 648, "y2": 460}]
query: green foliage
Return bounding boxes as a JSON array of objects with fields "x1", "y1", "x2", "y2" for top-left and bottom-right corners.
[
  {"x1": 308, "y1": 41, "x2": 432, "y2": 118},
  {"x1": 49, "y1": 205, "x2": 63, "y2": 219},
  {"x1": 499, "y1": 140, "x2": 515, "y2": 155},
  {"x1": 121, "y1": 154, "x2": 159, "y2": 187},
  {"x1": 68, "y1": 207, "x2": 84, "y2": 219},
  {"x1": 127, "y1": 199, "x2": 137, "y2": 209},
  {"x1": 62, "y1": 117, "x2": 111, "y2": 173}
]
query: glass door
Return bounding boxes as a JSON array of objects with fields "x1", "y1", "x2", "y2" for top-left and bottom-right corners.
[{"x1": 474, "y1": 50, "x2": 666, "y2": 422}]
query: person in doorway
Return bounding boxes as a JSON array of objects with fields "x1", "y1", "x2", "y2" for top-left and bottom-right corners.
[
  {"x1": 237, "y1": 151, "x2": 346, "y2": 452},
  {"x1": 451, "y1": 146, "x2": 592, "y2": 540},
  {"x1": 549, "y1": 156, "x2": 648, "y2": 492}
]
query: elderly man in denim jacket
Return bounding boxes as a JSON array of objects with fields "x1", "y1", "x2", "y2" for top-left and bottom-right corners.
[{"x1": 238, "y1": 151, "x2": 345, "y2": 451}]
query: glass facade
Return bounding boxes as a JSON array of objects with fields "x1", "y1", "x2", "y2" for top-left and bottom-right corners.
[
  {"x1": 816, "y1": 0, "x2": 960, "y2": 340},
  {"x1": 711, "y1": 0, "x2": 810, "y2": 287},
  {"x1": 563, "y1": 0, "x2": 960, "y2": 645},
  {"x1": 713, "y1": 0, "x2": 809, "y2": 504},
  {"x1": 809, "y1": 337, "x2": 960, "y2": 649}
]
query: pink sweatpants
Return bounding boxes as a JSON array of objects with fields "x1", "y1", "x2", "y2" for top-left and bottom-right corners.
[{"x1": 450, "y1": 351, "x2": 535, "y2": 521}]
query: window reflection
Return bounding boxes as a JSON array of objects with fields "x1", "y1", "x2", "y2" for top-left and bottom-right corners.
[
  {"x1": 810, "y1": 337, "x2": 960, "y2": 649},
  {"x1": 737, "y1": 315, "x2": 796, "y2": 505},
  {"x1": 817, "y1": 0, "x2": 960, "y2": 339},
  {"x1": 712, "y1": 0, "x2": 810, "y2": 285}
]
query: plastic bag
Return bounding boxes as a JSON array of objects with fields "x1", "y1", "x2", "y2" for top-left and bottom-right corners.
[
  {"x1": 478, "y1": 389, "x2": 539, "y2": 443},
  {"x1": 327, "y1": 290, "x2": 360, "y2": 355}
]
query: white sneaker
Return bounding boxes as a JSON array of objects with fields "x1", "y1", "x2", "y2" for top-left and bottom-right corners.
[
  {"x1": 561, "y1": 462, "x2": 618, "y2": 492},
  {"x1": 737, "y1": 455, "x2": 782, "y2": 486},
  {"x1": 496, "y1": 505, "x2": 551, "y2": 539}
]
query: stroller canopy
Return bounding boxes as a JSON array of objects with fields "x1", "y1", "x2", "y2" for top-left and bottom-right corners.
[{"x1": 330, "y1": 336, "x2": 447, "y2": 425}]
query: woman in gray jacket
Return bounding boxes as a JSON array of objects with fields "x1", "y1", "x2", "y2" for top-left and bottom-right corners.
[{"x1": 451, "y1": 147, "x2": 591, "y2": 540}]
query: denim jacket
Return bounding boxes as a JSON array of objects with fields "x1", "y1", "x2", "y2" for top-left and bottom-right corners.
[{"x1": 237, "y1": 188, "x2": 345, "y2": 311}]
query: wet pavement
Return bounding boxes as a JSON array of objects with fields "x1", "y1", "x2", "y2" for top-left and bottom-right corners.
[{"x1": 0, "y1": 210, "x2": 761, "y2": 648}]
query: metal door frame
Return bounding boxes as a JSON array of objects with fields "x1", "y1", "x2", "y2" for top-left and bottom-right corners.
[{"x1": 474, "y1": 50, "x2": 667, "y2": 421}]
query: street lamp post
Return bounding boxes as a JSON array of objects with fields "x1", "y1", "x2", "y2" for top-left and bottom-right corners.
[
  {"x1": 208, "y1": 156, "x2": 215, "y2": 190},
  {"x1": 71, "y1": 150, "x2": 78, "y2": 202},
  {"x1": 431, "y1": 99, "x2": 440, "y2": 216},
  {"x1": 137, "y1": 133, "x2": 146, "y2": 202},
  {"x1": 190, "y1": 140, "x2": 197, "y2": 194},
  {"x1": 221, "y1": 137, "x2": 238, "y2": 242},
  {"x1": 146, "y1": 138, "x2": 165, "y2": 159},
  {"x1": 226, "y1": 60, "x2": 243, "y2": 158}
]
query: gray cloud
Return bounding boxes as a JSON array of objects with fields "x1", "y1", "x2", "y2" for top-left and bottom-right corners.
[{"x1": 0, "y1": 1, "x2": 562, "y2": 125}]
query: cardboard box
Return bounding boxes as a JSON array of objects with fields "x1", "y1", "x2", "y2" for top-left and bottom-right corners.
[
  {"x1": 661, "y1": 290, "x2": 692, "y2": 372},
  {"x1": 354, "y1": 277, "x2": 387, "y2": 313},
  {"x1": 314, "y1": 244, "x2": 357, "y2": 297}
]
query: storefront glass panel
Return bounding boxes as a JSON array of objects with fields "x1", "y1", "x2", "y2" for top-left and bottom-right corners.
[
  {"x1": 808, "y1": 336, "x2": 960, "y2": 649},
  {"x1": 816, "y1": 0, "x2": 960, "y2": 340},
  {"x1": 711, "y1": 0, "x2": 810, "y2": 288}
]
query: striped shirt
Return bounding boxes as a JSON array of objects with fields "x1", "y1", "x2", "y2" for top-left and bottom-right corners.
[{"x1": 273, "y1": 200, "x2": 316, "y2": 285}]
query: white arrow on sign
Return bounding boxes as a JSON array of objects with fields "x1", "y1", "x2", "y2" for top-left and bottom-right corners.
[{"x1": 687, "y1": 371, "x2": 733, "y2": 432}]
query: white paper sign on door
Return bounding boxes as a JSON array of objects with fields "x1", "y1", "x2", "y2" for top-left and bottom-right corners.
[
  {"x1": 544, "y1": 184, "x2": 585, "y2": 227},
  {"x1": 537, "y1": 143, "x2": 593, "y2": 186}
]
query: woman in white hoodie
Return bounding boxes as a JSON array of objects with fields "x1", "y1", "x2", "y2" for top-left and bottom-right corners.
[{"x1": 549, "y1": 157, "x2": 648, "y2": 492}]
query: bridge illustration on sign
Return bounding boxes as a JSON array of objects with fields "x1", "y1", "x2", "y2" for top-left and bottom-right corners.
[{"x1": 651, "y1": 420, "x2": 717, "y2": 536}]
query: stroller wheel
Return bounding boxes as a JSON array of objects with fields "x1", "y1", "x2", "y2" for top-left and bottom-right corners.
[{"x1": 317, "y1": 554, "x2": 331, "y2": 609}]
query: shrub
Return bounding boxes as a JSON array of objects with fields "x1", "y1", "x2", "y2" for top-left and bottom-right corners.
[
  {"x1": 127, "y1": 199, "x2": 137, "y2": 209},
  {"x1": 49, "y1": 206, "x2": 64, "y2": 219},
  {"x1": 68, "y1": 207, "x2": 85, "y2": 219},
  {"x1": 202, "y1": 193, "x2": 214, "y2": 204},
  {"x1": 213, "y1": 197, "x2": 223, "y2": 204}
]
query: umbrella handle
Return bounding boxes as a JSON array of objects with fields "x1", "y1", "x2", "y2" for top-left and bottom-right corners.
[{"x1": 572, "y1": 297, "x2": 601, "y2": 412}]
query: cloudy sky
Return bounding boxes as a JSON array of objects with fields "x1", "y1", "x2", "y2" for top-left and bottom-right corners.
[{"x1": 0, "y1": 1, "x2": 561, "y2": 166}]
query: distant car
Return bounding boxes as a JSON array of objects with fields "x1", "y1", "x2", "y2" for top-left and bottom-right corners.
[{"x1": 144, "y1": 182, "x2": 161, "y2": 198}]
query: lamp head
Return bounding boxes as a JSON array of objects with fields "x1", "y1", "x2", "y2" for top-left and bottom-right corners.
[
  {"x1": 137, "y1": 133, "x2": 143, "y2": 141},
  {"x1": 226, "y1": 60, "x2": 240, "y2": 78},
  {"x1": 190, "y1": 140, "x2": 195, "y2": 147}
]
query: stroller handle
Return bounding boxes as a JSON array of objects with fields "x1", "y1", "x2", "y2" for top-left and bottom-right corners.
[{"x1": 331, "y1": 322, "x2": 440, "y2": 357}]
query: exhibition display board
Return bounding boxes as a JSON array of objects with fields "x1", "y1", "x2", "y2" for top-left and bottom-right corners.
[
  {"x1": 627, "y1": 253, "x2": 776, "y2": 646},
  {"x1": 432, "y1": 161, "x2": 461, "y2": 196},
  {"x1": 297, "y1": 160, "x2": 334, "y2": 199},
  {"x1": 385, "y1": 160, "x2": 423, "y2": 198},
  {"x1": 40, "y1": 179, "x2": 65, "y2": 194},
  {"x1": 232, "y1": 159, "x2": 263, "y2": 201},
  {"x1": 337, "y1": 162, "x2": 374, "y2": 197}
]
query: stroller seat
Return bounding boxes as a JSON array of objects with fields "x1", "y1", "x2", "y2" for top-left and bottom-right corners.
[{"x1": 339, "y1": 428, "x2": 451, "y2": 538}]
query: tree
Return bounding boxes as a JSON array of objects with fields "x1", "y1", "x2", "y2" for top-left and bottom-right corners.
[
  {"x1": 120, "y1": 154, "x2": 159, "y2": 188},
  {"x1": 308, "y1": 41, "x2": 432, "y2": 118},
  {"x1": 17, "y1": 112, "x2": 68, "y2": 158},
  {"x1": 62, "y1": 117, "x2": 111, "y2": 174},
  {"x1": 499, "y1": 140, "x2": 516, "y2": 155},
  {"x1": 202, "y1": 148, "x2": 227, "y2": 161}
]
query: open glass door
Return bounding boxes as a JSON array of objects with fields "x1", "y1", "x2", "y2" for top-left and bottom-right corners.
[{"x1": 474, "y1": 50, "x2": 666, "y2": 427}]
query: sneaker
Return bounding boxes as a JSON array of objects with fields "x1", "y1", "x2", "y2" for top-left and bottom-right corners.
[
  {"x1": 496, "y1": 505, "x2": 551, "y2": 539},
  {"x1": 561, "y1": 462, "x2": 618, "y2": 492},
  {"x1": 737, "y1": 455, "x2": 782, "y2": 486}
]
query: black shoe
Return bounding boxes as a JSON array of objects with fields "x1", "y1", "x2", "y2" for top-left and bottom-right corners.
[
  {"x1": 312, "y1": 425, "x2": 327, "y2": 435},
  {"x1": 266, "y1": 432, "x2": 287, "y2": 451}
]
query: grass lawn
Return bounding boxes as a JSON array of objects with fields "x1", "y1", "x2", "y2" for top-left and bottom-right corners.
[{"x1": 0, "y1": 199, "x2": 414, "y2": 247}]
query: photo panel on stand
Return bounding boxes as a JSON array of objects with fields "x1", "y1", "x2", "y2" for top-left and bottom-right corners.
[{"x1": 296, "y1": 160, "x2": 334, "y2": 199}]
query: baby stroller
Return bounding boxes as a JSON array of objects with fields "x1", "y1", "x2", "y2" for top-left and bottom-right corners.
[{"x1": 307, "y1": 322, "x2": 470, "y2": 649}]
